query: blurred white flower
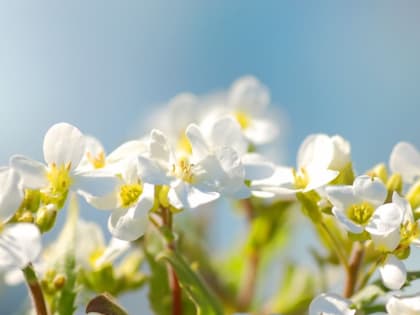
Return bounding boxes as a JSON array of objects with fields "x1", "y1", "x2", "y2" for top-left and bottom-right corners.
[
  {"x1": 386, "y1": 294, "x2": 420, "y2": 315},
  {"x1": 0, "y1": 167, "x2": 23, "y2": 223},
  {"x1": 390, "y1": 142, "x2": 420, "y2": 183},
  {"x1": 309, "y1": 293, "x2": 355, "y2": 315}
]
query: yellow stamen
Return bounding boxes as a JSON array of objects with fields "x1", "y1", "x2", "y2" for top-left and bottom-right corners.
[
  {"x1": 119, "y1": 182, "x2": 143, "y2": 208},
  {"x1": 235, "y1": 111, "x2": 251, "y2": 129},
  {"x1": 347, "y1": 202, "x2": 374, "y2": 225},
  {"x1": 177, "y1": 132, "x2": 192, "y2": 155},
  {"x1": 173, "y1": 157, "x2": 195, "y2": 183},
  {"x1": 293, "y1": 168, "x2": 310, "y2": 189},
  {"x1": 86, "y1": 151, "x2": 106, "y2": 169}
]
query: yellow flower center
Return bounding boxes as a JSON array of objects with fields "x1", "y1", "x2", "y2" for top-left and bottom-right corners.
[
  {"x1": 119, "y1": 182, "x2": 143, "y2": 208},
  {"x1": 347, "y1": 202, "x2": 374, "y2": 225},
  {"x1": 293, "y1": 168, "x2": 310, "y2": 189},
  {"x1": 172, "y1": 157, "x2": 195, "y2": 183},
  {"x1": 177, "y1": 132, "x2": 192, "y2": 155},
  {"x1": 235, "y1": 111, "x2": 251, "y2": 129},
  {"x1": 46, "y1": 163, "x2": 73, "y2": 195},
  {"x1": 89, "y1": 247, "x2": 105, "y2": 268},
  {"x1": 86, "y1": 151, "x2": 106, "y2": 169}
]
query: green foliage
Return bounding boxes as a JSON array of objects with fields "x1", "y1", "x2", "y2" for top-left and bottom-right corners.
[{"x1": 158, "y1": 250, "x2": 224, "y2": 315}]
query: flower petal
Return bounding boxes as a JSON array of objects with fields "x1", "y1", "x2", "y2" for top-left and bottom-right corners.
[
  {"x1": 242, "y1": 153, "x2": 275, "y2": 180},
  {"x1": 244, "y1": 118, "x2": 279, "y2": 145},
  {"x1": 379, "y1": 255, "x2": 407, "y2": 290},
  {"x1": 171, "y1": 181, "x2": 219, "y2": 209},
  {"x1": 0, "y1": 223, "x2": 41, "y2": 270},
  {"x1": 108, "y1": 206, "x2": 147, "y2": 242},
  {"x1": 43, "y1": 122, "x2": 85, "y2": 168},
  {"x1": 332, "y1": 207, "x2": 364, "y2": 234},
  {"x1": 309, "y1": 293, "x2": 355, "y2": 315},
  {"x1": 137, "y1": 156, "x2": 170, "y2": 185},
  {"x1": 94, "y1": 238, "x2": 130, "y2": 268},
  {"x1": 209, "y1": 117, "x2": 247, "y2": 155},
  {"x1": 0, "y1": 167, "x2": 24, "y2": 222},
  {"x1": 185, "y1": 124, "x2": 210, "y2": 161},
  {"x1": 386, "y1": 295, "x2": 420, "y2": 315},
  {"x1": 107, "y1": 140, "x2": 148, "y2": 164},
  {"x1": 390, "y1": 142, "x2": 420, "y2": 183},
  {"x1": 74, "y1": 171, "x2": 118, "y2": 198},
  {"x1": 304, "y1": 169, "x2": 339, "y2": 192},
  {"x1": 326, "y1": 185, "x2": 356, "y2": 210},
  {"x1": 10, "y1": 155, "x2": 48, "y2": 189},
  {"x1": 297, "y1": 134, "x2": 334, "y2": 170},
  {"x1": 353, "y1": 175, "x2": 387, "y2": 207}
]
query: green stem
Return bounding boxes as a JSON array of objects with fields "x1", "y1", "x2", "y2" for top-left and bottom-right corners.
[
  {"x1": 319, "y1": 222, "x2": 349, "y2": 270},
  {"x1": 161, "y1": 207, "x2": 182, "y2": 315},
  {"x1": 22, "y1": 264, "x2": 48, "y2": 315},
  {"x1": 237, "y1": 199, "x2": 260, "y2": 312}
]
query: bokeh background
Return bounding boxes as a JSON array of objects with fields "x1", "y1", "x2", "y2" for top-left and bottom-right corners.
[{"x1": 1, "y1": 1, "x2": 420, "y2": 314}]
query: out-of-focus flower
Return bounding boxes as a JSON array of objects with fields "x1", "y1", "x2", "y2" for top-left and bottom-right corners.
[{"x1": 309, "y1": 293, "x2": 355, "y2": 315}]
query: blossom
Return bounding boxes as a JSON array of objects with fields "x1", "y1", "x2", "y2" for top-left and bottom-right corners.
[
  {"x1": 386, "y1": 294, "x2": 420, "y2": 315},
  {"x1": 390, "y1": 142, "x2": 420, "y2": 183},
  {"x1": 0, "y1": 223, "x2": 41, "y2": 270},
  {"x1": 251, "y1": 134, "x2": 341, "y2": 198},
  {"x1": 10, "y1": 123, "x2": 116, "y2": 208},
  {"x1": 309, "y1": 293, "x2": 355, "y2": 315},
  {"x1": 187, "y1": 117, "x2": 275, "y2": 198},
  {"x1": 326, "y1": 175, "x2": 387, "y2": 234},
  {"x1": 137, "y1": 129, "x2": 221, "y2": 209},
  {"x1": 0, "y1": 167, "x2": 23, "y2": 223},
  {"x1": 82, "y1": 158, "x2": 154, "y2": 241}
]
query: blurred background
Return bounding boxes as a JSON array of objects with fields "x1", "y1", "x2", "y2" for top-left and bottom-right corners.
[{"x1": 1, "y1": 1, "x2": 420, "y2": 314}]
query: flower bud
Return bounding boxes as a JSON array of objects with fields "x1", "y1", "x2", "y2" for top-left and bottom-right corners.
[{"x1": 35, "y1": 204, "x2": 57, "y2": 233}]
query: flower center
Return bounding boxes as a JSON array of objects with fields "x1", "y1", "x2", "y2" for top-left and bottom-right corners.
[
  {"x1": 172, "y1": 157, "x2": 195, "y2": 183},
  {"x1": 177, "y1": 132, "x2": 192, "y2": 155},
  {"x1": 86, "y1": 151, "x2": 106, "y2": 169},
  {"x1": 88, "y1": 247, "x2": 105, "y2": 268},
  {"x1": 347, "y1": 202, "x2": 374, "y2": 225},
  {"x1": 235, "y1": 111, "x2": 251, "y2": 129},
  {"x1": 293, "y1": 168, "x2": 310, "y2": 189},
  {"x1": 46, "y1": 163, "x2": 73, "y2": 195},
  {"x1": 119, "y1": 182, "x2": 143, "y2": 208}
]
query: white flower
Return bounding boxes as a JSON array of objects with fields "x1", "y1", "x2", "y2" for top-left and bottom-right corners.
[
  {"x1": 386, "y1": 294, "x2": 420, "y2": 315},
  {"x1": 309, "y1": 293, "x2": 355, "y2": 315},
  {"x1": 187, "y1": 117, "x2": 275, "y2": 199},
  {"x1": 389, "y1": 142, "x2": 420, "y2": 183},
  {"x1": 0, "y1": 223, "x2": 41, "y2": 270},
  {"x1": 326, "y1": 175, "x2": 387, "y2": 234},
  {"x1": 0, "y1": 167, "x2": 23, "y2": 223},
  {"x1": 251, "y1": 134, "x2": 340, "y2": 198},
  {"x1": 379, "y1": 254, "x2": 407, "y2": 290},
  {"x1": 138, "y1": 129, "x2": 221, "y2": 209},
  {"x1": 82, "y1": 158, "x2": 154, "y2": 241},
  {"x1": 10, "y1": 123, "x2": 116, "y2": 207},
  {"x1": 77, "y1": 135, "x2": 148, "y2": 173}
]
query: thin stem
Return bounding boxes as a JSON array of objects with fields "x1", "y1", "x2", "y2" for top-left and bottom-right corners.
[
  {"x1": 358, "y1": 256, "x2": 384, "y2": 290},
  {"x1": 22, "y1": 264, "x2": 48, "y2": 315},
  {"x1": 343, "y1": 242, "x2": 364, "y2": 298},
  {"x1": 319, "y1": 222, "x2": 349, "y2": 270},
  {"x1": 237, "y1": 199, "x2": 260, "y2": 312},
  {"x1": 161, "y1": 207, "x2": 182, "y2": 315}
]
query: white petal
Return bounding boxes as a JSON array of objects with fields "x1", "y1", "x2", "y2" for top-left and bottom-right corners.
[
  {"x1": 108, "y1": 206, "x2": 147, "y2": 241},
  {"x1": 10, "y1": 155, "x2": 47, "y2": 189},
  {"x1": 329, "y1": 135, "x2": 351, "y2": 171},
  {"x1": 242, "y1": 153, "x2": 275, "y2": 180},
  {"x1": 244, "y1": 118, "x2": 279, "y2": 145},
  {"x1": 0, "y1": 167, "x2": 24, "y2": 222},
  {"x1": 209, "y1": 117, "x2": 247, "y2": 155},
  {"x1": 74, "y1": 171, "x2": 118, "y2": 198},
  {"x1": 80, "y1": 190, "x2": 119, "y2": 210},
  {"x1": 149, "y1": 129, "x2": 172, "y2": 163},
  {"x1": 380, "y1": 255, "x2": 407, "y2": 290},
  {"x1": 43, "y1": 122, "x2": 86, "y2": 168},
  {"x1": 326, "y1": 185, "x2": 356, "y2": 210},
  {"x1": 366, "y1": 203, "x2": 403, "y2": 236},
  {"x1": 107, "y1": 140, "x2": 148, "y2": 164},
  {"x1": 369, "y1": 229, "x2": 401, "y2": 252},
  {"x1": 386, "y1": 295, "x2": 420, "y2": 315},
  {"x1": 304, "y1": 169, "x2": 339, "y2": 192},
  {"x1": 252, "y1": 166, "x2": 295, "y2": 188},
  {"x1": 0, "y1": 223, "x2": 41, "y2": 270},
  {"x1": 4, "y1": 267, "x2": 24, "y2": 286},
  {"x1": 185, "y1": 124, "x2": 210, "y2": 161},
  {"x1": 390, "y1": 142, "x2": 420, "y2": 183},
  {"x1": 309, "y1": 293, "x2": 355, "y2": 315},
  {"x1": 228, "y1": 76, "x2": 270, "y2": 115},
  {"x1": 137, "y1": 156, "x2": 170, "y2": 185},
  {"x1": 353, "y1": 175, "x2": 387, "y2": 207},
  {"x1": 171, "y1": 181, "x2": 219, "y2": 209},
  {"x1": 392, "y1": 192, "x2": 414, "y2": 223},
  {"x1": 332, "y1": 207, "x2": 364, "y2": 234},
  {"x1": 297, "y1": 134, "x2": 334, "y2": 170}
]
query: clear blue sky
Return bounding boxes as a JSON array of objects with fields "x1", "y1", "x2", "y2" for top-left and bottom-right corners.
[{"x1": 1, "y1": 1, "x2": 420, "y2": 314}]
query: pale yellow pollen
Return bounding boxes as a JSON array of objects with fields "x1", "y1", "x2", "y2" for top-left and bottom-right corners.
[
  {"x1": 235, "y1": 111, "x2": 251, "y2": 129},
  {"x1": 46, "y1": 162, "x2": 73, "y2": 194},
  {"x1": 173, "y1": 157, "x2": 195, "y2": 183},
  {"x1": 293, "y1": 168, "x2": 310, "y2": 189},
  {"x1": 86, "y1": 151, "x2": 106, "y2": 169},
  {"x1": 119, "y1": 181, "x2": 143, "y2": 208},
  {"x1": 400, "y1": 221, "x2": 419, "y2": 245},
  {"x1": 176, "y1": 132, "x2": 192, "y2": 155},
  {"x1": 346, "y1": 202, "x2": 374, "y2": 225}
]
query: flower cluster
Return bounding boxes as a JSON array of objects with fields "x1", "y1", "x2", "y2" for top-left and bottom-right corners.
[{"x1": 1, "y1": 76, "x2": 420, "y2": 315}]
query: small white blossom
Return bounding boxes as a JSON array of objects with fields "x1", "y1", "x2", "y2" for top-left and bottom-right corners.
[
  {"x1": 309, "y1": 293, "x2": 355, "y2": 315},
  {"x1": 0, "y1": 167, "x2": 23, "y2": 223},
  {"x1": 390, "y1": 142, "x2": 420, "y2": 183}
]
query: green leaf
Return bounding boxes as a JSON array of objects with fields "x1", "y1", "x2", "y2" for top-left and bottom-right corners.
[
  {"x1": 86, "y1": 293, "x2": 129, "y2": 315},
  {"x1": 158, "y1": 250, "x2": 224, "y2": 315}
]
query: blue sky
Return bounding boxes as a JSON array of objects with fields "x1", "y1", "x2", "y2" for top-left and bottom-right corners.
[{"x1": 1, "y1": 1, "x2": 420, "y2": 313}]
